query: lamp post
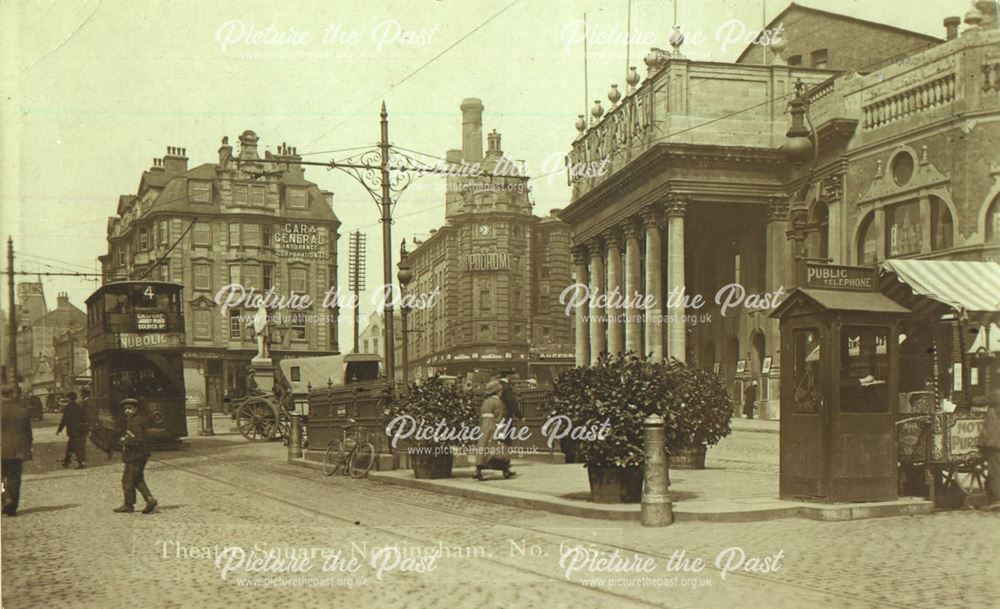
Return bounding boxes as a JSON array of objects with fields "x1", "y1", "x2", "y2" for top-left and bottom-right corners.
[
  {"x1": 396, "y1": 240, "x2": 414, "y2": 386},
  {"x1": 781, "y1": 79, "x2": 820, "y2": 288}
]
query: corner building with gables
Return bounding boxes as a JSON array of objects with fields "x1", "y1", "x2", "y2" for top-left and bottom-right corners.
[
  {"x1": 98, "y1": 131, "x2": 340, "y2": 410},
  {"x1": 559, "y1": 2, "x2": 1000, "y2": 419},
  {"x1": 402, "y1": 99, "x2": 574, "y2": 383}
]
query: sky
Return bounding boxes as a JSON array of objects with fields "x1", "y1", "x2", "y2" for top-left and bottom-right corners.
[{"x1": 0, "y1": 0, "x2": 972, "y2": 344}]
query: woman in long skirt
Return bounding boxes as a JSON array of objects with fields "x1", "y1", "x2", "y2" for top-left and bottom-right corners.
[{"x1": 474, "y1": 381, "x2": 514, "y2": 480}]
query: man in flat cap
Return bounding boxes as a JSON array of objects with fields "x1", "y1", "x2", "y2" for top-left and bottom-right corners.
[
  {"x1": 2, "y1": 384, "x2": 33, "y2": 516},
  {"x1": 114, "y1": 398, "x2": 157, "y2": 514},
  {"x1": 56, "y1": 391, "x2": 88, "y2": 468}
]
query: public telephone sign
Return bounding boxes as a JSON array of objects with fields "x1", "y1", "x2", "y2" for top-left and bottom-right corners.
[{"x1": 806, "y1": 264, "x2": 875, "y2": 290}]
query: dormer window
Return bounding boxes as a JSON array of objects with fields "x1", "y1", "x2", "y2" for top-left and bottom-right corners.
[
  {"x1": 811, "y1": 49, "x2": 828, "y2": 69},
  {"x1": 189, "y1": 180, "x2": 211, "y2": 203},
  {"x1": 287, "y1": 188, "x2": 307, "y2": 209}
]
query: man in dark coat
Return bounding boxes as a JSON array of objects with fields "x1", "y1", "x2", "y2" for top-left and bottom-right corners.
[
  {"x1": 56, "y1": 391, "x2": 88, "y2": 468},
  {"x1": 743, "y1": 381, "x2": 758, "y2": 419},
  {"x1": 114, "y1": 399, "x2": 158, "y2": 514},
  {"x1": 975, "y1": 388, "x2": 1000, "y2": 508},
  {"x1": 2, "y1": 384, "x2": 34, "y2": 516},
  {"x1": 497, "y1": 370, "x2": 523, "y2": 447}
]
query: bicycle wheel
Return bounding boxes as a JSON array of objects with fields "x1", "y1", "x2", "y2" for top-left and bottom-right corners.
[
  {"x1": 349, "y1": 443, "x2": 377, "y2": 478},
  {"x1": 323, "y1": 440, "x2": 346, "y2": 476}
]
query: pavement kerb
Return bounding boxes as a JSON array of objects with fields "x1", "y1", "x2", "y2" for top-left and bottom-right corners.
[{"x1": 288, "y1": 457, "x2": 934, "y2": 523}]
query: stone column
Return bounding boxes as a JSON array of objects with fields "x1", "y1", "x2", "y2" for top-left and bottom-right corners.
[
  {"x1": 642, "y1": 206, "x2": 663, "y2": 362},
  {"x1": 604, "y1": 229, "x2": 625, "y2": 356},
  {"x1": 766, "y1": 196, "x2": 790, "y2": 296},
  {"x1": 572, "y1": 246, "x2": 590, "y2": 368},
  {"x1": 623, "y1": 219, "x2": 643, "y2": 355},
  {"x1": 665, "y1": 195, "x2": 688, "y2": 363},
  {"x1": 588, "y1": 237, "x2": 607, "y2": 364}
]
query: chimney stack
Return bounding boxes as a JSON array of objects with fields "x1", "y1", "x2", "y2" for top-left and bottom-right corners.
[
  {"x1": 460, "y1": 98, "x2": 484, "y2": 163},
  {"x1": 57, "y1": 292, "x2": 69, "y2": 307},
  {"x1": 163, "y1": 146, "x2": 188, "y2": 175},
  {"x1": 238, "y1": 130, "x2": 260, "y2": 160},
  {"x1": 486, "y1": 129, "x2": 502, "y2": 158},
  {"x1": 944, "y1": 16, "x2": 961, "y2": 39},
  {"x1": 219, "y1": 136, "x2": 233, "y2": 167}
]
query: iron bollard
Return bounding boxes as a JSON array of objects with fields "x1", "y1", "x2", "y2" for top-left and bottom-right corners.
[
  {"x1": 641, "y1": 414, "x2": 674, "y2": 526},
  {"x1": 198, "y1": 406, "x2": 215, "y2": 436},
  {"x1": 287, "y1": 413, "x2": 303, "y2": 462}
]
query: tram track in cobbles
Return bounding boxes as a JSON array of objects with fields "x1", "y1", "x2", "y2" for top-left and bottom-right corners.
[{"x1": 147, "y1": 452, "x2": 921, "y2": 609}]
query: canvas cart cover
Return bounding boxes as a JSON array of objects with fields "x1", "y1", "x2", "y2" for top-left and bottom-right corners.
[{"x1": 879, "y1": 260, "x2": 1000, "y2": 322}]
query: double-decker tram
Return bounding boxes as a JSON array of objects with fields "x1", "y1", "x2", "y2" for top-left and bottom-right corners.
[{"x1": 86, "y1": 281, "x2": 188, "y2": 446}]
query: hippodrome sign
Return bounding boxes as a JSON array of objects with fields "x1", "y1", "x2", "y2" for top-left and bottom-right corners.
[
  {"x1": 806, "y1": 263, "x2": 875, "y2": 290},
  {"x1": 462, "y1": 252, "x2": 511, "y2": 271}
]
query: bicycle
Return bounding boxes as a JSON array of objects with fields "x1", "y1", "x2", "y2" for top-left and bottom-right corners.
[{"x1": 322, "y1": 419, "x2": 376, "y2": 478}]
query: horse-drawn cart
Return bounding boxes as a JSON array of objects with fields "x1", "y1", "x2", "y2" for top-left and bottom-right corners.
[
  {"x1": 897, "y1": 403, "x2": 989, "y2": 508},
  {"x1": 228, "y1": 353, "x2": 382, "y2": 442}
]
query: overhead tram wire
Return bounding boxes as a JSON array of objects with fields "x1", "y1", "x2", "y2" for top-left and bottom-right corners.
[
  {"x1": 138, "y1": 217, "x2": 198, "y2": 281},
  {"x1": 303, "y1": 0, "x2": 521, "y2": 148}
]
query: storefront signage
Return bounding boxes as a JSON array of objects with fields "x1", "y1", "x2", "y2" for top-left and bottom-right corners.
[
  {"x1": 273, "y1": 223, "x2": 329, "y2": 259},
  {"x1": 947, "y1": 417, "x2": 983, "y2": 457},
  {"x1": 462, "y1": 251, "x2": 510, "y2": 271},
  {"x1": 806, "y1": 264, "x2": 875, "y2": 290},
  {"x1": 114, "y1": 332, "x2": 182, "y2": 349},
  {"x1": 136, "y1": 312, "x2": 166, "y2": 330}
]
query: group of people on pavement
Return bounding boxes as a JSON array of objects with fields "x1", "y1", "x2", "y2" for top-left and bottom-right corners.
[
  {"x1": 474, "y1": 370, "x2": 523, "y2": 481},
  {"x1": 1, "y1": 384, "x2": 158, "y2": 516}
]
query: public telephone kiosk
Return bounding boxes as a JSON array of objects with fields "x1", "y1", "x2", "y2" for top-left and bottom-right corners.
[
  {"x1": 773, "y1": 260, "x2": 998, "y2": 506},
  {"x1": 771, "y1": 264, "x2": 910, "y2": 502}
]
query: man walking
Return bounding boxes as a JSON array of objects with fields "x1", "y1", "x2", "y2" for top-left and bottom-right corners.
[
  {"x1": 743, "y1": 381, "x2": 758, "y2": 419},
  {"x1": 975, "y1": 388, "x2": 1000, "y2": 509},
  {"x1": 497, "y1": 370, "x2": 523, "y2": 446},
  {"x1": 114, "y1": 398, "x2": 158, "y2": 514},
  {"x1": 56, "y1": 391, "x2": 88, "y2": 468},
  {"x1": 2, "y1": 384, "x2": 34, "y2": 516}
]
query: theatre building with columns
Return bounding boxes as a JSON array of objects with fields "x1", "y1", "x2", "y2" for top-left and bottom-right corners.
[
  {"x1": 559, "y1": 3, "x2": 1000, "y2": 419},
  {"x1": 401, "y1": 99, "x2": 574, "y2": 383}
]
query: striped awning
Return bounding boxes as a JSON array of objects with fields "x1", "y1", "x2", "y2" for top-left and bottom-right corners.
[{"x1": 879, "y1": 259, "x2": 1000, "y2": 320}]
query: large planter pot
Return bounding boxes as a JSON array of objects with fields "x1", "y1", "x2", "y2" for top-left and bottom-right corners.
[
  {"x1": 587, "y1": 465, "x2": 644, "y2": 503},
  {"x1": 411, "y1": 451, "x2": 454, "y2": 479},
  {"x1": 669, "y1": 444, "x2": 707, "y2": 470}
]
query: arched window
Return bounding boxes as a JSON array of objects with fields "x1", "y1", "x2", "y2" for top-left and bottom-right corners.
[
  {"x1": 930, "y1": 197, "x2": 953, "y2": 251},
  {"x1": 987, "y1": 195, "x2": 1000, "y2": 243},
  {"x1": 809, "y1": 202, "x2": 830, "y2": 261},
  {"x1": 857, "y1": 212, "x2": 878, "y2": 265}
]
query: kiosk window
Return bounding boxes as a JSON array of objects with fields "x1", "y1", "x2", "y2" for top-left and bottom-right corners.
[
  {"x1": 840, "y1": 326, "x2": 889, "y2": 413},
  {"x1": 793, "y1": 329, "x2": 822, "y2": 414}
]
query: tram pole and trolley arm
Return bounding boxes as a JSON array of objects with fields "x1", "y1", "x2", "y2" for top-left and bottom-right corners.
[
  {"x1": 239, "y1": 103, "x2": 523, "y2": 384},
  {"x1": 6, "y1": 237, "x2": 15, "y2": 387}
]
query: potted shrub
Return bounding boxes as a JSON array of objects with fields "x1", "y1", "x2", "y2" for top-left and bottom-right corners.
[
  {"x1": 551, "y1": 353, "x2": 675, "y2": 503},
  {"x1": 662, "y1": 359, "x2": 735, "y2": 469},
  {"x1": 385, "y1": 375, "x2": 478, "y2": 479}
]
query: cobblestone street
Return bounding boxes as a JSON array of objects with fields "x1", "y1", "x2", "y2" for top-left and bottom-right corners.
[{"x1": 2, "y1": 421, "x2": 998, "y2": 609}]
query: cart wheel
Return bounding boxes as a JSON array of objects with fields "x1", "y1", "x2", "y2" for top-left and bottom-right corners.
[
  {"x1": 236, "y1": 398, "x2": 278, "y2": 441},
  {"x1": 952, "y1": 458, "x2": 989, "y2": 497},
  {"x1": 349, "y1": 443, "x2": 377, "y2": 478},
  {"x1": 323, "y1": 440, "x2": 346, "y2": 476}
]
